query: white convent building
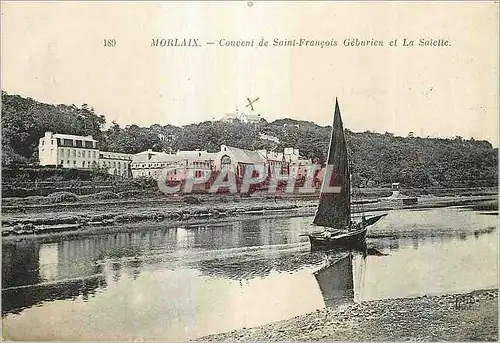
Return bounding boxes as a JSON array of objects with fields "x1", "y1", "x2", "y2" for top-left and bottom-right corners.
[
  {"x1": 39, "y1": 132, "x2": 100, "y2": 169},
  {"x1": 38, "y1": 132, "x2": 133, "y2": 177}
]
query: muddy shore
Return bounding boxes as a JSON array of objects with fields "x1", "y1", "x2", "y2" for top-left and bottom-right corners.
[
  {"x1": 1, "y1": 194, "x2": 497, "y2": 240},
  {"x1": 196, "y1": 289, "x2": 498, "y2": 341}
]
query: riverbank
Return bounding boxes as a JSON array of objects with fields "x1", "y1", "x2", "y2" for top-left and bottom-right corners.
[
  {"x1": 197, "y1": 289, "x2": 498, "y2": 341},
  {"x1": 2, "y1": 186, "x2": 497, "y2": 213},
  {"x1": 2, "y1": 194, "x2": 497, "y2": 240}
]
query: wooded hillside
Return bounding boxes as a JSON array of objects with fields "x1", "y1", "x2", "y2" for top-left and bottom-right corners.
[{"x1": 2, "y1": 91, "x2": 497, "y2": 187}]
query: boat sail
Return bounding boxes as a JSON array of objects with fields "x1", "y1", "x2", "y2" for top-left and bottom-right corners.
[
  {"x1": 313, "y1": 98, "x2": 351, "y2": 229},
  {"x1": 304, "y1": 98, "x2": 387, "y2": 250}
]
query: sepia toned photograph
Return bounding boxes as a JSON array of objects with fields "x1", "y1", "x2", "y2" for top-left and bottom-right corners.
[{"x1": 1, "y1": 1, "x2": 498, "y2": 341}]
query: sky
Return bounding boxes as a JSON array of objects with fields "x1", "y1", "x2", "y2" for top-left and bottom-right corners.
[{"x1": 1, "y1": 1, "x2": 498, "y2": 145}]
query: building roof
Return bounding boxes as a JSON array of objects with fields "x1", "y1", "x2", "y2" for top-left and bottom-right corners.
[
  {"x1": 52, "y1": 133, "x2": 97, "y2": 142},
  {"x1": 134, "y1": 149, "x2": 157, "y2": 155},
  {"x1": 132, "y1": 150, "x2": 158, "y2": 163},
  {"x1": 149, "y1": 153, "x2": 184, "y2": 163},
  {"x1": 176, "y1": 150, "x2": 209, "y2": 158},
  {"x1": 221, "y1": 145, "x2": 266, "y2": 164},
  {"x1": 100, "y1": 151, "x2": 133, "y2": 160}
]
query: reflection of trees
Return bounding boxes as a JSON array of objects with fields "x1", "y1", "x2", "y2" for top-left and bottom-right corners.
[
  {"x1": 368, "y1": 226, "x2": 497, "y2": 251},
  {"x1": 185, "y1": 218, "x2": 290, "y2": 251},
  {"x1": 412, "y1": 235, "x2": 419, "y2": 249},
  {"x1": 237, "y1": 219, "x2": 262, "y2": 247},
  {"x1": 2, "y1": 242, "x2": 107, "y2": 316},
  {"x1": 388, "y1": 240, "x2": 400, "y2": 250},
  {"x1": 2, "y1": 243, "x2": 41, "y2": 289},
  {"x1": 127, "y1": 258, "x2": 143, "y2": 280},
  {"x1": 472, "y1": 226, "x2": 495, "y2": 239},
  {"x1": 189, "y1": 223, "x2": 239, "y2": 250},
  {"x1": 2, "y1": 241, "x2": 107, "y2": 316},
  {"x1": 2, "y1": 274, "x2": 106, "y2": 316},
  {"x1": 193, "y1": 251, "x2": 330, "y2": 281}
]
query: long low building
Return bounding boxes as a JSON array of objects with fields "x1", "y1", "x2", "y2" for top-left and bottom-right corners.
[
  {"x1": 99, "y1": 151, "x2": 134, "y2": 178},
  {"x1": 130, "y1": 144, "x2": 313, "y2": 183},
  {"x1": 130, "y1": 149, "x2": 214, "y2": 181},
  {"x1": 38, "y1": 132, "x2": 314, "y2": 183}
]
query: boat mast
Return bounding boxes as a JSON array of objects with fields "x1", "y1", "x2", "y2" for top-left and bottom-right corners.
[{"x1": 347, "y1": 145, "x2": 365, "y2": 224}]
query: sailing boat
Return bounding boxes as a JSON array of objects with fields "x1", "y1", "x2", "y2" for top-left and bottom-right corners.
[{"x1": 305, "y1": 99, "x2": 387, "y2": 250}]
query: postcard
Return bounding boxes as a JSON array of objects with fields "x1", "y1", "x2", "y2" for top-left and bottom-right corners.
[{"x1": 1, "y1": 1, "x2": 498, "y2": 341}]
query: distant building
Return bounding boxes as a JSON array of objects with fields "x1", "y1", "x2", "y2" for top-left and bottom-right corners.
[
  {"x1": 256, "y1": 149, "x2": 288, "y2": 176},
  {"x1": 99, "y1": 151, "x2": 133, "y2": 178},
  {"x1": 131, "y1": 150, "x2": 181, "y2": 178},
  {"x1": 283, "y1": 147, "x2": 313, "y2": 179},
  {"x1": 38, "y1": 132, "x2": 99, "y2": 169},
  {"x1": 130, "y1": 149, "x2": 214, "y2": 181},
  {"x1": 239, "y1": 112, "x2": 261, "y2": 124},
  {"x1": 38, "y1": 131, "x2": 136, "y2": 178},
  {"x1": 222, "y1": 112, "x2": 239, "y2": 123},
  {"x1": 220, "y1": 107, "x2": 263, "y2": 123},
  {"x1": 283, "y1": 147, "x2": 301, "y2": 163},
  {"x1": 213, "y1": 144, "x2": 267, "y2": 179}
]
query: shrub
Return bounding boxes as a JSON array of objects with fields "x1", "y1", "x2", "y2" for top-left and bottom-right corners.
[
  {"x1": 184, "y1": 195, "x2": 202, "y2": 205},
  {"x1": 117, "y1": 190, "x2": 142, "y2": 198},
  {"x1": 80, "y1": 191, "x2": 119, "y2": 201},
  {"x1": 132, "y1": 176, "x2": 157, "y2": 189},
  {"x1": 45, "y1": 192, "x2": 79, "y2": 204}
]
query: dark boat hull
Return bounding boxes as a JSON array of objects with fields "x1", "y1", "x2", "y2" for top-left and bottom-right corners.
[
  {"x1": 307, "y1": 226, "x2": 367, "y2": 250},
  {"x1": 364, "y1": 213, "x2": 387, "y2": 227}
]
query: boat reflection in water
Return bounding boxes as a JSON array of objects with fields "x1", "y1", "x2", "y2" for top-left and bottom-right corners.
[{"x1": 314, "y1": 245, "x2": 384, "y2": 308}]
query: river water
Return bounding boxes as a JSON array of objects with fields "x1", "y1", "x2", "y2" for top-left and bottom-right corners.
[{"x1": 2, "y1": 205, "x2": 498, "y2": 340}]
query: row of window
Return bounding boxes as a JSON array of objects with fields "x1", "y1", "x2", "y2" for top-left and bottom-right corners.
[
  {"x1": 269, "y1": 161, "x2": 286, "y2": 166},
  {"x1": 130, "y1": 161, "x2": 215, "y2": 169},
  {"x1": 131, "y1": 162, "x2": 186, "y2": 169},
  {"x1": 129, "y1": 161, "x2": 285, "y2": 171},
  {"x1": 133, "y1": 169, "x2": 208, "y2": 177},
  {"x1": 59, "y1": 148, "x2": 97, "y2": 159},
  {"x1": 59, "y1": 160, "x2": 131, "y2": 172},
  {"x1": 60, "y1": 160, "x2": 97, "y2": 168},
  {"x1": 189, "y1": 161, "x2": 212, "y2": 168},
  {"x1": 100, "y1": 155, "x2": 131, "y2": 161},
  {"x1": 101, "y1": 161, "x2": 129, "y2": 169},
  {"x1": 43, "y1": 138, "x2": 97, "y2": 149}
]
